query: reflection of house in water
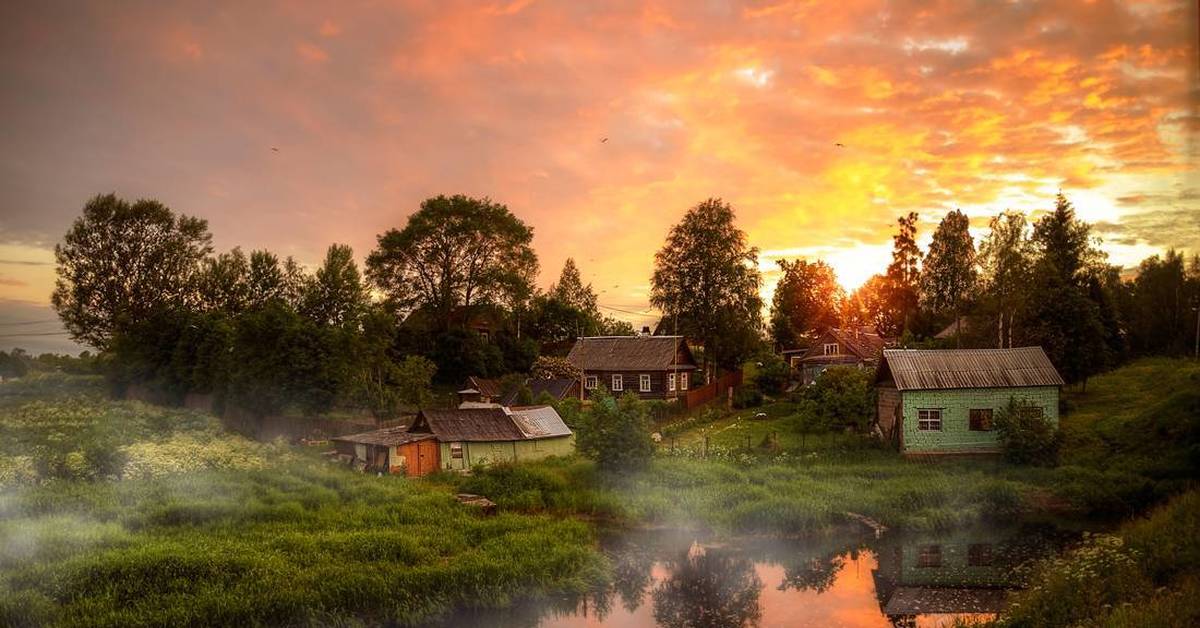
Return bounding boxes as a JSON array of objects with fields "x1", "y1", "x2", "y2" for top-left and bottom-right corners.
[{"x1": 870, "y1": 527, "x2": 1067, "y2": 626}]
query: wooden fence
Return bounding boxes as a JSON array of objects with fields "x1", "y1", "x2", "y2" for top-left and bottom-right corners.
[{"x1": 684, "y1": 369, "x2": 743, "y2": 409}]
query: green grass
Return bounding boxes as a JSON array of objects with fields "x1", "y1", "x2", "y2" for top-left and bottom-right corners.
[
  {"x1": 0, "y1": 376, "x2": 607, "y2": 627},
  {"x1": 992, "y1": 489, "x2": 1200, "y2": 627}
]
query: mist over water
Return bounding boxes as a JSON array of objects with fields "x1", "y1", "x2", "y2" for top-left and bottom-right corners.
[{"x1": 436, "y1": 522, "x2": 1084, "y2": 628}]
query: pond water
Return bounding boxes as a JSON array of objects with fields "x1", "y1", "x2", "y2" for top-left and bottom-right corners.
[{"x1": 440, "y1": 522, "x2": 1084, "y2": 627}]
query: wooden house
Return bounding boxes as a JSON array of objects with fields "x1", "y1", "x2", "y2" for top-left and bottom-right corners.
[
  {"x1": 875, "y1": 347, "x2": 1064, "y2": 455},
  {"x1": 332, "y1": 405, "x2": 574, "y2": 476},
  {"x1": 792, "y1": 327, "x2": 889, "y2": 385},
  {"x1": 565, "y1": 335, "x2": 698, "y2": 401},
  {"x1": 457, "y1": 376, "x2": 579, "y2": 406}
]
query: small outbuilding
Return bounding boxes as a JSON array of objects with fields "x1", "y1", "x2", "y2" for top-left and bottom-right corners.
[
  {"x1": 332, "y1": 405, "x2": 574, "y2": 476},
  {"x1": 875, "y1": 347, "x2": 1064, "y2": 455}
]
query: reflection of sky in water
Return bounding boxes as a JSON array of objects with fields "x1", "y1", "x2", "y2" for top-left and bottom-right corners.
[{"x1": 435, "y1": 523, "x2": 1081, "y2": 628}]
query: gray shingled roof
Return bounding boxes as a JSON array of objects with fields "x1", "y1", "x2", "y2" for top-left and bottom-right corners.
[
  {"x1": 331, "y1": 427, "x2": 435, "y2": 447},
  {"x1": 419, "y1": 408, "x2": 526, "y2": 441},
  {"x1": 879, "y1": 347, "x2": 1064, "y2": 391},
  {"x1": 566, "y1": 336, "x2": 695, "y2": 371}
]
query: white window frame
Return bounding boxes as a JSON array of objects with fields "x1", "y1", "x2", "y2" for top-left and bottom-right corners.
[
  {"x1": 917, "y1": 409, "x2": 942, "y2": 431},
  {"x1": 823, "y1": 343, "x2": 839, "y2": 356},
  {"x1": 585, "y1": 375, "x2": 598, "y2": 390},
  {"x1": 668, "y1": 372, "x2": 676, "y2": 391},
  {"x1": 680, "y1": 372, "x2": 689, "y2": 390},
  {"x1": 639, "y1": 374, "x2": 651, "y2": 392},
  {"x1": 612, "y1": 374, "x2": 623, "y2": 391}
]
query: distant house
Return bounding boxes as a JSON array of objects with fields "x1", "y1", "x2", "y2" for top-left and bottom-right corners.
[
  {"x1": 566, "y1": 335, "x2": 698, "y2": 400},
  {"x1": 331, "y1": 406, "x2": 574, "y2": 476},
  {"x1": 792, "y1": 327, "x2": 890, "y2": 385},
  {"x1": 457, "y1": 376, "x2": 580, "y2": 406},
  {"x1": 874, "y1": 347, "x2": 1064, "y2": 455}
]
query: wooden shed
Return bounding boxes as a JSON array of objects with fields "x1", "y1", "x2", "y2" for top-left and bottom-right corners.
[
  {"x1": 875, "y1": 347, "x2": 1064, "y2": 455},
  {"x1": 330, "y1": 427, "x2": 440, "y2": 476}
]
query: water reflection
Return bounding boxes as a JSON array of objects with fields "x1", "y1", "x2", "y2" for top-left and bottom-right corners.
[{"x1": 435, "y1": 523, "x2": 1077, "y2": 628}]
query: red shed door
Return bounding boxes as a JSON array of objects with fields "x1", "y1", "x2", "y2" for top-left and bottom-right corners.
[{"x1": 414, "y1": 439, "x2": 439, "y2": 476}]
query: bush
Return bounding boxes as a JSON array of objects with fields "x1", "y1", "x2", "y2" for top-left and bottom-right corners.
[
  {"x1": 804, "y1": 367, "x2": 873, "y2": 431},
  {"x1": 575, "y1": 390, "x2": 655, "y2": 473},
  {"x1": 994, "y1": 397, "x2": 1061, "y2": 466},
  {"x1": 752, "y1": 354, "x2": 790, "y2": 395},
  {"x1": 732, "y1": 387, "x2": 764, "y2": 409}
]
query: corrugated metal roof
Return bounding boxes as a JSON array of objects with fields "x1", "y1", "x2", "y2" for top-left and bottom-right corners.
[
  {"x1": 880, "y1": 347, "x2": 1064, "y2": 391},
  {"x1": 566, "y1": 336, "x2": 696, "y2": 371},
  {"x1": 507, "y1": 405, "x2": 572, "y2": 439},
  {"x1": 331, "y1": 427, "x2": 435, "y2": 447}
]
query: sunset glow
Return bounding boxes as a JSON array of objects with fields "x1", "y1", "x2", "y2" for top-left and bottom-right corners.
[{"x1": 0, "y1": 0, "x2": 1197, "y2": 348}]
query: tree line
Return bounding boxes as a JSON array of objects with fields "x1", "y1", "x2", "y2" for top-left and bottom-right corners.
[
  {"x1": 769, "y1": 193, "x2": 1200, "y2": 385},
  {"x1": 48, "y1": 191, "x2": 1197, "y2": 418}
]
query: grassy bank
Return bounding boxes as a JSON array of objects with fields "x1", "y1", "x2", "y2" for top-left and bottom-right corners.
[
  {"x1": 0, "y1": 375, "x2": 606, "y2": 627},
  {"x1": 993, "y1": 489, "x2": 1200, "y2": 627}
]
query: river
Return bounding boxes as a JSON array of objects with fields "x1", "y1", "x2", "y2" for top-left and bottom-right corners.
[{"x1": 438, "y1": 521, "x2": 1087, "y2": 627}]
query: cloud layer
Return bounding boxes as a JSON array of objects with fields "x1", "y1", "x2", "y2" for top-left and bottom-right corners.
[{"x1": 0, "y1": 0, "x2": 1196, "y2": 331}]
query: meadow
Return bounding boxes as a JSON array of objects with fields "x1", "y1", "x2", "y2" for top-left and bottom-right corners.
[
  {"x1": 1, "y1": 358, "x2": 1196, "y2": 626},
  {"x1": 0, "y1": 375, "x2": 606, "y2": 627}
]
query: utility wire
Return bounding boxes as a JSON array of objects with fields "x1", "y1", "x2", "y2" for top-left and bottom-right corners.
[
  {"x1": 0, "y1": 331, "x2": 71, "y2": 338},
  {"x1": 0, "y1": 319, "x2": 60, "y2": 326}
]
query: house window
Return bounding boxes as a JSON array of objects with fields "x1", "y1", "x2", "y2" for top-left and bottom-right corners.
[
  {"x1": 585, "y1": 375, "x2": 598, "y2": 390},
  {"x1": 639, "y1": 374, "x2": 651, "y2": 392},
  {"x1": 968, "y1": 543, "x2": 994, "y2": 567},
  {"x1": 823, "y1": 343, "x2": 839, "y2": 355},
  {"x1": 969, "y1": 409, "x2": 994, "y2": 431},
  {"x1": 612, "y1": 374, "x2": 623, "y2": 391},
  {"x1": 1019, "y1": 406, "x2": 1045, "y2": 420},
  {"x1": 790, "y1": 356, "x2": 801, "y2": 367},
  {"x1": 680, "y1": 372, "x2": 689, "y2": 390},
  {"x1": 917, "y1": 545, "x2": 942, "y2": 568},
  {"x1": 450, "y1": 443, "x2": 463, "y2": 459},
  {"x1": 479, "y1": 330, "x2": 490, "y2": 343},
  {"x1": 668, "y1": 373, "x2": 676, "y2": 391},
  {"x1": 917, "y1": 409, "x2": 942, "y2": 431}
]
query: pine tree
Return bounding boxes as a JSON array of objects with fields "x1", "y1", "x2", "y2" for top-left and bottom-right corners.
[
  {"x1": 919, "y1": 209, "x2": 977, "y2": 347},
  {"x1": 881, "y1": 212, "x2": 921, "y2": 336}
]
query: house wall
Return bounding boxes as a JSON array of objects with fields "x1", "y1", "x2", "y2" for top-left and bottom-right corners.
[
  {"x1": 582, "y1": 369, "x2": 691, "y2": 401},
  {"x1": 900, "y1": 386, "x2": 1059, "y2": 454},
  {"x1": 437, "y1": 435, "x2": 575, "y2": 471},
  {"x1": 877, "y1": 383, "x2": 901, "y2": 442}
]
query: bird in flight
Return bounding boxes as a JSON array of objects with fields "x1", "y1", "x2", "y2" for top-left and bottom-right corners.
[
  {"x1": 835, "y1": 143, "x2": 846, "y2": 148},
  {"x1": 271, "y1": 147, "x2": 279, "y2": 152},
  {"x1": 600, "y1": 137, "x2": 608, "y2": 143}
]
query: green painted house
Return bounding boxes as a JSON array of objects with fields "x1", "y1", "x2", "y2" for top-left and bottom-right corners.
[{"x1": 875, "y1": 347, "x2": 1064, "y2": 455}]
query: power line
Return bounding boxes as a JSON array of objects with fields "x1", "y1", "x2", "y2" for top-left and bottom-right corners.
[{"x1": 0, "y1": 331, "x2": 71, "y2": 338}]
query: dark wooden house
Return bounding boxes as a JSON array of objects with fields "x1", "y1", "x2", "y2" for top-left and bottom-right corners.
[
  {"x1": 792, "y1": 326, "x2": 890, "y2": 385},
  {"x1": 565, "y1": 335, "x2": 697, "y2": 401}
]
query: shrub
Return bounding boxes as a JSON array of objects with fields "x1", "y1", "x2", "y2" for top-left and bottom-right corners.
[
  {"x1": 574, "y1": 390, "x2": 655, "y2": 473},
  {"x1": 752, "y1": 354, "x2": 791, "y2": 395},
  {"x1": 732, "y1": 387, "x2": 764, "y2": 409},
  {"x1": 994, "y1": 397, "x2": 1061, "y2": 466},
  {"x1": 804, "y1": 367, "x2": 873, "y2": 431}
]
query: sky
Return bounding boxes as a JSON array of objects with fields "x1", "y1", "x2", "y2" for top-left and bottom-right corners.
[{"x1": 0, "y1": 0, "x2": 1197, "y2": 353}]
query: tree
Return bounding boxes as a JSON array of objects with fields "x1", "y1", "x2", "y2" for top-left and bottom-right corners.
[
  {"x1": 879, "y1": 212, "x2": 922, "y2": 337},
  {"x1": 532, "y1": 355, "x2": 581, "y2": 380},
  {"x1": 366, "y1": 195, "x2": 538, "y2": 330},
  {"x1": 551, "y1": 258, "x2": 599, "y2": 314},
  {"x1": 247, "y1": 250, "x2": 307, "y2": 310},
  {"x1": 752, "y1": 352, "x2": 790, "y2": 395},
  {"x1": 849, "y1": 274, "x2": 891, "y2": 335},
  {"x1": 227, "y1": 303, "x2": 342, "y2": 415},
  {"x1": 919, "y1": 209, "x2": 977, "y2": 346},
  {"x1": 300, "y1": 244, "x2": 368, "y2": 328},
  {"x1": 979, "y1": 210, "x2": 1034, "y2": 348},
  {"x1": 770, "y1": 259, "x2": 843, "y2": 349},
  {"x1": 52, "y1": 193, "x2": 212, "y2": 349},
  {"x1": 574, "y1": 389, "x2": 655, "y2": 473},
  {"x1": 394, "y1": 355, "x2": 437, "y2": 410},
  {"x1": 528, "y1": 293, "x2": 596, "y2": 343},
  {"x1": 599, "y1": 316, "x2": 636, "y2": 336},
  {"x1": 197, "y1": 248, "x2": 251, "y2": 314},
  {"x1": 1027, "y1": 193, "x2": 1109, "y2": 385},
  {"x1": 1126, "y1": 250, "x2": 1198, "y2": 356},
  {"x1": 651, "y1": 199, "x2": 763, "y2": 373}
]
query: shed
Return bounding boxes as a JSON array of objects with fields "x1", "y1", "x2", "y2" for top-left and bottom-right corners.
[{"x1": 875, "y1": 347, "x2": 1064, "y2": 455}]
